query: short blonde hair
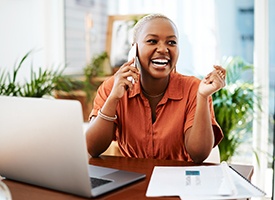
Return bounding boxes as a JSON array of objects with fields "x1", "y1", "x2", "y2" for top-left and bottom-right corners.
[{"x1": 132, "y1": 13, "x2": 177, "y2": 42}]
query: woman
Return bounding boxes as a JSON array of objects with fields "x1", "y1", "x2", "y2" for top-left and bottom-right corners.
[{"x1": 86, "y1": 14, "x2": 226, "y2": 163}]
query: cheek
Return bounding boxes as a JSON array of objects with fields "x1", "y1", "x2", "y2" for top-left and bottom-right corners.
[
  {"x1": 137, "y1": 44, "x2": 149, "y2": 56},
  {"x1": 137, "y1": 47, "x2": 152, "y2": 64}
]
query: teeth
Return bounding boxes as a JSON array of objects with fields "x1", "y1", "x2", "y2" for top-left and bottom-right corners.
[{"x1": 152, "y1": 59, "x2": 169, "y2": 64}]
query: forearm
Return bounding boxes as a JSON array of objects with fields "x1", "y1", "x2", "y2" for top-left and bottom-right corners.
[
  {"x1": 185, "y1": 93, "x2": 215, "y2": 163},
  {"x1": 86, "y1": 96, "x2": 119, "y2": 157}
]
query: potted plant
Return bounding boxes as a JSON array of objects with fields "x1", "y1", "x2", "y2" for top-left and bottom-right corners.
[
  {"x1": 213, "y1": 56, "x2": 261, "y2": 161},
  {"x1": 0, "y1": 51, "x2": 65, "y2": 97}
]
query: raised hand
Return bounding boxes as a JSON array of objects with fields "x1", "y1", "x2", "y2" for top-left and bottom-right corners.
[
  {"x1": 198, "y1": 65, "x2": 226, "y2": 98},
  {"x1": 110, "y1": 58, "x2": 139, "y2": 99}
]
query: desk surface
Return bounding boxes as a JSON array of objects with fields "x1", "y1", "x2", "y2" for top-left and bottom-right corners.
[{"x1": 3, "y1": 156, "x2": 253, "y2": 200}]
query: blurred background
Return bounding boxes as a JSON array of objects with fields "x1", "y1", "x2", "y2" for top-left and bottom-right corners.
[{"x1": 0, "y1": 0, "x2": 274, "y2": 199}]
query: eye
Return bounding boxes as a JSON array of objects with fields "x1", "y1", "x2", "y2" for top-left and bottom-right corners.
[
  {"x1": 168, "y1": 40, "x2": 177, "y2": 46},
  {"x1": 146, "y1": 39, "x2": 158, "y2": 44}
]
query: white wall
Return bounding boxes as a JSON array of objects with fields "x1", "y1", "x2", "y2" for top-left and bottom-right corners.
[{"x1": 0, "y1": 0, "x2": 64, "y2": 81}]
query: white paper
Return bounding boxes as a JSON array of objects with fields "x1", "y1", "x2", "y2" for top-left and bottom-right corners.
[{"x1": 146, "y1": 162, "x2": 265, "y2": 199}]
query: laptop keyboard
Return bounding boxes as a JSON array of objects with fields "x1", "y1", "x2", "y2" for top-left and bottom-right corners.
[{"x1": 90, "y1": 177, "x2": 112, "y2": 188}]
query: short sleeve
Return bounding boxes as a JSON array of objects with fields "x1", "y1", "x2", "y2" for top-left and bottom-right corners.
[{"x1": 88, "y1": 76, "x2": 114, "y2": 120}]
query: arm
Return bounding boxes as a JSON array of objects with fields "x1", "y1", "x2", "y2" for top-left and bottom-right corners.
[
  {"x1": 86, "y1": 59, "x2": 139, "y2": 157},
  {"x1": 185, "y1": 65, "x2": 226, "y2": 163},
  {"x1": 86, "y1": 96, "x2": 119, "y2": 157}
]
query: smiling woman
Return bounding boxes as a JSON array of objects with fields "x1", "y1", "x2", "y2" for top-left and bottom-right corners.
[
  {"x1": 132, "y1": 15, "x2": 179, "y2": 81},
  {"x1": 85, "y1": 13, "x2": 226, "y2": 164}
]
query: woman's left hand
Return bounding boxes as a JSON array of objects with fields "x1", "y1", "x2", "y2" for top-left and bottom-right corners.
[{"x1": 198, "y1": 65, "x2": 226, "y2": 98}]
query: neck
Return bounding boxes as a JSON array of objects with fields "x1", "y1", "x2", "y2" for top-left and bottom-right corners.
[
  {"x1": 142, "y1": 88, "x2": 165, "y2": 98},
  {"x1": 140, "y1": 75, "x2": 169, "y2": 97}
]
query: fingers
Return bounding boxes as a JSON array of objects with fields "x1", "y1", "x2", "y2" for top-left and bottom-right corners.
[
  {"x1": 217, "y1": 70, "x2": 226, "y2": 80},
  {"x1": 203, "y1": 65, "x2": 226, "y2": 87},
  {"x1": 214, "y1": 65, "x2": 226, "y2": 80},
  {"x1": 215, "y1": 65, "x2": 226, "y2": 88},
  {"x1": 121, "y1": 64, "x2": 139, "y2": 82},
  {"x1": 114, "y1": 60, "x2": 139, "y2": 90},
  {"x1": 199, "y1": 65, "x2": 226, "y2": 98}
]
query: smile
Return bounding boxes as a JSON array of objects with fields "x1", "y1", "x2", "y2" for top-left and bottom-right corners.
[{"x1": 151, "y1": 59, "x2": 169, "y2": 67}]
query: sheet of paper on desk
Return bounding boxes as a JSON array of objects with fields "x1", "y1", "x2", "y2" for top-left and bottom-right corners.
[{"x1": 146, "y1": 162, "x2": 265, "y2": 199}]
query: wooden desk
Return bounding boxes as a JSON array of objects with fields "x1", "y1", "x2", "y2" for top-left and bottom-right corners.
[{"x1": 3, "y1": 156, "x2": 253, "y2": 200}]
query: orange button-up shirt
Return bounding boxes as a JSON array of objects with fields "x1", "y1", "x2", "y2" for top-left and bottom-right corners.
[{"x1": 90, "y1": 72, "x2": 223, "y2": 161}]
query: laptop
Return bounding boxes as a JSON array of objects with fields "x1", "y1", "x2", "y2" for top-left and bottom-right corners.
[{"x1": 0, "y1": 96, "x2": 145, "y2": 198}]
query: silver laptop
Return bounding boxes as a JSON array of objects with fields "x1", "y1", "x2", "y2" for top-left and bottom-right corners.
[{"x1": 0, "y1": 96, "x2": 145, "y2": 198}]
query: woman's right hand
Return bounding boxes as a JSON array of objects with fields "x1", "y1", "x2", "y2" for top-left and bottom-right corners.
[{"x1": 110, "y1": 58, "x2": 139, "y2": 99}]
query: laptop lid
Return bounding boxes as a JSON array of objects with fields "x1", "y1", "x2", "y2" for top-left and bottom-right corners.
[{"x1": 0, "y1": 96, "x2": 145, "y2": 198}]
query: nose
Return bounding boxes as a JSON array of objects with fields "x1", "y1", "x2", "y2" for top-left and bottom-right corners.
[{"x1": 156, "y1": 43, "x2": 169, "y2": 53}]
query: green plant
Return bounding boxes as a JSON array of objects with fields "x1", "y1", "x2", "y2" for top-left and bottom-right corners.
[
  {"x1": 0, "y1": 51, "x2": 30, "y2": 96},
  {"x1": 84, "y1": 51, "x2": 109, "y2": 79},
  {"x1": 21, "y1": 66, "x2": 64, "y2": 97},
  {"x1": 83, "y1": 51, "x2": 110, "y2": 100},
  {"x1": 0, "y1": 51, "x2": 66, "y2": 97},
  {"x1": 213, "y1": 56, "x2": 261, "y2": 161},
  {"x1": 54, "y1": 75, "x2": 85, "y2": 92}
]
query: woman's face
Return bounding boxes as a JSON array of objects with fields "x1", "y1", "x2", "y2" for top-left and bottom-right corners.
[{"x1": 136, "y1": 18, "x2": 179, "y2": 79}]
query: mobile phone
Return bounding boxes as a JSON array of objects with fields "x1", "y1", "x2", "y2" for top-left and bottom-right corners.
[
  {"x1": 127, "y1": 43, "x2": 139, "y2": 84},
  {"x1": 128, "y1": 43, "x2": 137, "y2": 66}
]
